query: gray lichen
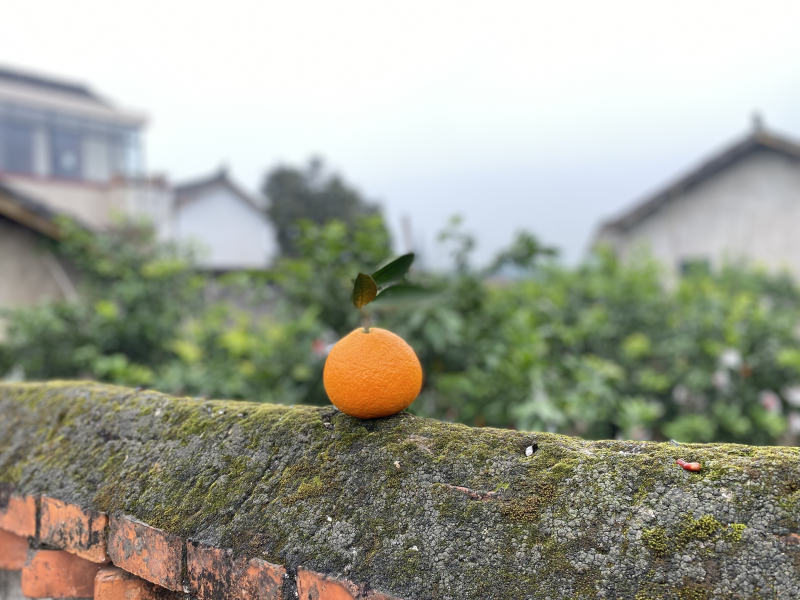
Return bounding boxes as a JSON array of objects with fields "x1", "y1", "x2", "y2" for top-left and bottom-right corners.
[{"x1": 1, "y1": 382, "x2": 800, "y2": 599}]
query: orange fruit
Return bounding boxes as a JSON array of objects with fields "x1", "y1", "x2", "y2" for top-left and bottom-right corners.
[{"x1": 323, "y1": 327, "x2": 423, "y2": 419}]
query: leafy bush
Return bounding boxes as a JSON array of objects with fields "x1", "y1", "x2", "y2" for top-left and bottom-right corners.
[
  {"x1": 0, "y1": 219, "x2": 324, "y2": 402},
  {"x1": 499, "y1": 252, "x2": 799, "y2": 445},
  {"x1": 152, "y1": 302, "x2": 324, "y2": 404}
]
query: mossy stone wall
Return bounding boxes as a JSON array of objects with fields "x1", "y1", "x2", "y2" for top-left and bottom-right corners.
[{"x1": 1, "y1": 382, "x2": 799, "y2": 599}]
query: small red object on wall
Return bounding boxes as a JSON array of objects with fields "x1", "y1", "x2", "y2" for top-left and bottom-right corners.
[{"x1": 676, "y1": 459, "x2": 701, "y2": 472}]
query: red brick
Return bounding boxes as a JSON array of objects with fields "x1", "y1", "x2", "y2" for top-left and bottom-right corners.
[
  {"x1": 0, "y1": 529, "x2": 29, "y2": 569},
  {"x1": 296, "y1": 569, "x2": 400, "y2": 600},
  {"x1": 0, "y1": 491, "x2": 36, "y2": 538},
  {"x1": 107, "y1": 515, "x2": 183, "y2": 591},
  {"x1": 94, "y1": 565, "x2": 181, "y2": 600},
  {"x1": 187, "y1": 541, "x2": 285, "y2": 600},
  {"x1": 40, "y1": 497, "x2": 109, "y2": 563},
  {"x1": 21, "y1": 549, "x2": 102, "y2": 598}
]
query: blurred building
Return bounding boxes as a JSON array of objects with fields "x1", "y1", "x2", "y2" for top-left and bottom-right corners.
[
  {"x1": 594, "y1": 118, "x2": 800, "y2": 279},
  {"x1": 0, "y1": 65, "x2": 275, "y2": 308},
  {"x1": 173, "y1": 168, "x2": 276, "y2": 271},
  {"x1": 0, "y1": 64, "x2": 165, "y2": 229}
]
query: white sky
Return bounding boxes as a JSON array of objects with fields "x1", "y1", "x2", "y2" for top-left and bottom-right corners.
[{"x1": 3, "y1": 1, "x2": 799, "y2": 266}]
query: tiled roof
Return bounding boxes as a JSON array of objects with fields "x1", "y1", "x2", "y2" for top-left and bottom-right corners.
[
  {"x1": 174, "y1": 167, "x2": 263, "y2": 213},
  {"x1": 598, "y1": 127, "x2": 800, "y2": 236},
  {"x1": 0, "y1": 65, "x2": 105, "y2": 105}
]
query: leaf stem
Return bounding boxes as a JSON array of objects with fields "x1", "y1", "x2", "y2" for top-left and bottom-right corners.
[{"x1": 361, "y1": 308, "x2": 371, "y2": 333}]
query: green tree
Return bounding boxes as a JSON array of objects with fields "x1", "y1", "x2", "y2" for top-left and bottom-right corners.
[{"x1": 263, "y1": 157, "x2": 388, "y2": 256}]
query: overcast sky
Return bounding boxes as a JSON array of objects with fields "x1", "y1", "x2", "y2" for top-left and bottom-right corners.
[{"x1": 3, "y1": 1, "x2": 799, "y2": 266}]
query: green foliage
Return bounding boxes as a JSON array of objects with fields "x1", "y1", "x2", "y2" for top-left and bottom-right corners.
[
  {"x1": 488, "y1": 230, "x2": 558, "y2": 274},
  {"x1": 268, "y1": 215, "x2": 392, "y2": 335},
  {"x1": 403, "y1": 239, "x2": 800, "y2": 445},
  {"x1": 152, "y1": 303, "x2": 323, "y2": 404}
]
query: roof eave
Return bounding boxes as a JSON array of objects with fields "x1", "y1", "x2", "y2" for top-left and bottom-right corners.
[
  {"x1": 0, "y1": 186, "x2": 61, "y2": 239},
  {"x1": 173, "y1": 171, "x2": 263, "y2": 214}
]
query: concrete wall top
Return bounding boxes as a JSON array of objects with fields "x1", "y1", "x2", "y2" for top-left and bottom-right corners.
[{"x1": 1, "y1": 382, "x2": 799, "y2": 599}]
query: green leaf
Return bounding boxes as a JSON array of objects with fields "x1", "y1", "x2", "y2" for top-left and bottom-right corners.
[
  {"x1": 371, "y1": 253, "x2": 415, "y2": 289},
  {"x1": 372, "y1": 284, "x2": 437, "y2": 307},
  {"x1": 351, "y1": 272, "x2": 378, "y2": 309}
]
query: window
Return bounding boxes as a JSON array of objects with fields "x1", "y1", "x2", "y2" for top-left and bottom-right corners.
[
  {"x1": 83, "y1": 132, "x2": 110, "y2": 182},
  {"x1": 0, "y1": 102, "x2": 143, "y2": 182},
  {"x1": 108, "y1": 129, "x2": 141, "y2": 179},
  {"x1": 50, "y1": 127, "x2": 83, "y2": 179},
  {"x1": 1, "y1": 120, "x2": 35, "y2": 174}
]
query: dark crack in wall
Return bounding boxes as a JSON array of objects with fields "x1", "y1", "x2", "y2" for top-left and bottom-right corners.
[{"x1": 1, "y1": 382, "x2": 799, "y2": 600}]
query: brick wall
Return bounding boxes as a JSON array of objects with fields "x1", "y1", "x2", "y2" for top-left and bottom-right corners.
[
  {"x1": 2, "y1": 382, "x2": 800, "y2": 599},
  {"x1": 0, "y1": 489, "x2": 393, "y2": 599}
]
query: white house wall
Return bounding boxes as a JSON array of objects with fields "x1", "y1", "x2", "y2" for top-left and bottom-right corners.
[
  {"x1": 616, "y1": 148, "x2": 800, "y2": 278},
  {"x1": 174, "y1": 185, "x2": 276, "y2": 270}
]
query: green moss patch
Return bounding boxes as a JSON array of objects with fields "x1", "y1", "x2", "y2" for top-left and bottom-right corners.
[{"x1": 1, "y1": 382, "x2": 798, "y2": 600}]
